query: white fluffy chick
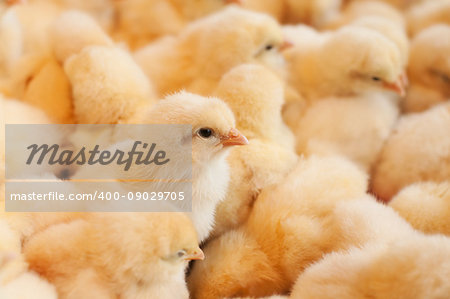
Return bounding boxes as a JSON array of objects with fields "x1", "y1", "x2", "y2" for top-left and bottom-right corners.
[
  {"x1": 128, "y1": 91, "x2": 248, "y2": 242},
  {"x1": 371, "y1": 102, "x2": 450, "y2": 201},
  {"x1": 210, "y1": 64, "x2": 298, "y2": 237},
  {"x1": 407, "y1": 0, "x2": 450, "y2": 37},
  {"x1": 293, "y1": 93, "x2": 398, "y2": 171},
  {"x1": 390, "y1": 182, "x2": 450, "y2": 236},
  {"x1": 284, "y1": 25, "x2": 406, "y2": 101},
  {"x1": 291, "y1": 233, "x2": 450, "y2": 299},
  {"x1": 134, "y1": 6, "x2": 287, "y2": 97},
  {"x1": 404, "y1": 25, "x2": 450, "y2": 113}
]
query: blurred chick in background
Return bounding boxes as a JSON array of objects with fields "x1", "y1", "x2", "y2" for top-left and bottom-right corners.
[
  {"x1": 210, "y1": 64, "x2": 297, "y2": 237},
  {"x1": 114, "y1": 0, "x2": 239, "y2": 49},
  {"x1": 188, "y1": 156, "x2": 369, "y2": 298},
  {"x1": 407, "y1": 0, "x2": 450, "y2": 37},
  {"x1": 129, "y1": 91, "x2": 248, "y2": 242},
  {"x1": 404, "y1": 25, "x2": 450, "y2": 113},
  {"x1": 134, "y1": 6, "x2": 288, "y2": 97},
  {"x1": 25, "y1": 213, "x2": 203, "y2": 299},
  {"x1": 371, "y1": 103, "x2": 450, "y2": 201},
  {"x1": 290, "y1": 233, "x2": 450, "y2": 299},
  {"x1": 390, "y1": 182, "x2": 450, "y2": 236},
  {"x1": 293, "y1": 93, "x2": 398, "y2": 171},
  {"x1": 50, "y1": 11, "x2": 155, "y2": 124},
  {"x1": 328, "y1": 0, "x2": 405, "y2": 29}
]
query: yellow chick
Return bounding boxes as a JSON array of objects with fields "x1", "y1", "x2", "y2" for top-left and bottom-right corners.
[
  {"x1": 404, "y1": 25, "x2": 450, "y2": 113},
  {"x1": 283, "y1": 0, "x2": 342, "y2": 27},
  {"x1": 371, "y1": 102, "x2": 450, "y2": 202},
  {"x1": 51, "y1": 10, "x2": 113, "y2": 64},
  {"x1": 25, "y1": 213, "x2": 203, "y2": 299},
  {"x1": 330, "y1": 0, "x2": 405, "y2": 28},
  {"x1": 284, "y1": 25, "x2": 406, "y2": 101},
  {"x1": 210, "y1": 64, "x2": 298, "y2": 237},
  {"x1": 63, "y1": 45, "x2": 156, "y2": 124},
  {"x1": 293, "y1": 93, "x2": 399, "y2": 172},
  {"x1": 1, "y1": 267, "x2": 57, "y2": 299},
  {"x1": 114, "y1": 0, "x2": 235, "y2": 49},
  {"x1": 134, "y1": 6, "x2": 287, "y2": 97},
  {"x1": 407, "y1": 0, "x2": 450, "y2": 37},
  {"x1": 390, "y1": 182, "x2": 450, "y2": 236},
  {"x1": 291, "y1": 233, "x2": 450, "y2": 299},
  {"x1": 128, "y1": 91, "x2": 248, "y2": 242},
  {"x1": 188, "y1": 155, "x2": 369, "y2": 298},
  {"x1": 350, "y1": 16, "x2": 409, "y2": 68}
]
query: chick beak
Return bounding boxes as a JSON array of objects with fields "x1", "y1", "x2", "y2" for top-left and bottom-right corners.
[
  {"x1": 220, "y1": 128, "x2": 249, "y2": 147},
  {"x1": 184, "y1": 249, "x2": 205, "y2": 261},
  {"x1": 279, "y1": 40, "x2": 294, "y2": 52},
  {"x1": 225, "y1": 0, "x2": 242, "y2": 5},
  {"x1": 383, "y1": 73, "x2": 408, "y2": 97}
]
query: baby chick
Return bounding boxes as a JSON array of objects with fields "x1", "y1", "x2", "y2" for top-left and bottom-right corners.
[
  {"x1": 293, "y1": 93, "x2": 399, "y2": 171},
  {"x1": 129, "y1": 91, "x2": 248, "y2": 242},
  {"x1": 51, "y1": 10, "x2": 113, "y2": 63},
  {"x1": 371, "y1": 103, "x2": 450, "y2": 201},
  {"x1": 291, "y1": 233, "x2": 450, "y2": 299},
  {"x1": 407, "y1": 0, "x2": 450, "y2": 37},
  {"x1": 134, "y1": 6, "x2": 287, "y2": 97},
  {"x1": 390, "y1": 182, "x2": 450, "y2": 236},
  {"x1": 64, "y1": 45, "x2": 155, "y2": 124},
  {"x1": 284, "y1": 25, "x2": 406, "y2": 101},
  {"x1": 328, "y1": 0, "x2": 405, "y2": 29},
  {"x1": 188, "y1": 155, "x2": 369, "y2": 298},
  {"x1": 0, "y1": 272, "x2": 57, "y2": 299},
  {"x1": 114, "y1": 0, "x2": 234, "y2": 49},
  {"x1": 25, "y1": 213, "x2": 203, "y2": 299},
  {"x1": 210, "y1": 64, "x2": 297, "y2": 237},
  {"x1": 403, "y1": 25, "x2": 450, "y2": 113}
]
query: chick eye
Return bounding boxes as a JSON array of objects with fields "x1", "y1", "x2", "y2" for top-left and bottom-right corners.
[
  {"x1": 197, "y1": 128, "x2": 213, "y2": 139},
  {"x1": 176, "y1": 250, "x2": 186, "y2": 258},
  {"x1": 265, "y1": 44, "x2": 274, "y2": 51},
  {"x1": 372, "y1": 77, "x2": 381, "y2": 81}
]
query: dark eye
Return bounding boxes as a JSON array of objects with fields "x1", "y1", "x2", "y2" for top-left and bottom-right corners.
[
  {"x1": 372, "y1": 77, "x2": 381, "y2": 81},
  {"x1": 198, "y1": 128, "x2": 213, "y2": 138},
  {"x1": 265, "y1": 44, "x2": 274, "y2": 51},
  {"x1": 177, "y1": 250, "x2": 186, "y2": 258}
]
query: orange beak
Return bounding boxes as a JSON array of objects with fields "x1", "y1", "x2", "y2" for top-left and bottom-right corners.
[
  {"x1": 220, "y1": 128, "x2": 249, "y2": 147},
  {"x1": 185, "y1": 249, "x2": 205, "y2": 261},
  {"x1": 279, "y1": 40, "x2": 294, "y2": 52},
  {"x1": 383, "y1": 73, "x2": 408, "y2": 97},
  {"x1": 224, "y1": 0, "x2": 242, "y2": 5}
]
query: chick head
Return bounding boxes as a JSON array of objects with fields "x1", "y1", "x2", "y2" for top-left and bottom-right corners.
[
  {"x1": 93, "y1": 212, "x2": 202, "y2": 283},
  {"x1": 215, "y1": 64, "x2": 284, "y2": 138},
  {"x1": 322, "y1": 26, "x2": 407, "y2": 96},
  {"x1": 135, "y1": 91, "x2": 248, "y2": 166},
  {"x1": 181, "y1": 6, "x2": 287, "y2": 80},
  {"x1": 409, "y1": 25, "x2": 450, "y2": 97}
]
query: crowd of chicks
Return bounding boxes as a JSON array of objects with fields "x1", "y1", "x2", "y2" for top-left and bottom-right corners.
[{"x1": 0, "y1": 0, "x2": 449, "y2": 298}]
